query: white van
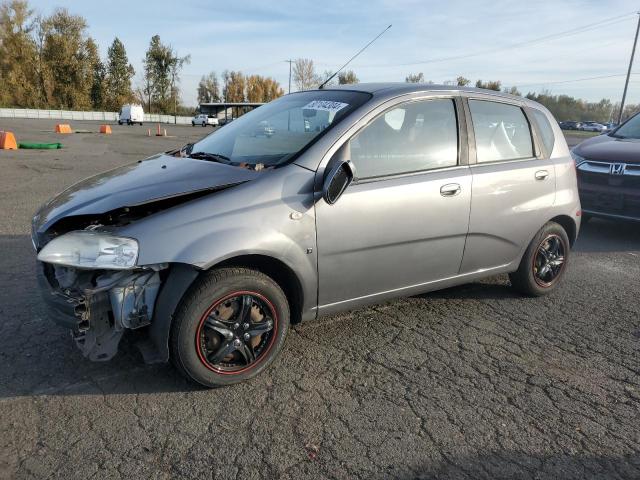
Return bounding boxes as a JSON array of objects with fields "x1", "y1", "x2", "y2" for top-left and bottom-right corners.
[{"x1": 118, "y1": 104, "x2": 144, "y2": 125}]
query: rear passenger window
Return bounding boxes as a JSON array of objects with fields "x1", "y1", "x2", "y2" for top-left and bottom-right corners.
[
  {"x1": 469, "y1": 100, "x2": 533, "y2": 163},
  {"x1": 530, "y1": 108, "x2": 555, "y2": 155},
  {"x1": 350, "y1": 99, "x2": 458, "y2": 179}
]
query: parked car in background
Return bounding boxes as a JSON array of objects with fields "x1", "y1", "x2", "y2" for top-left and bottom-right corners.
[
  {"x1": 118, "y1": 104, "x2": 144, "y2": 125},
  {"x1": 581, "y1": 122, "x2": 607, "y2": 133},
  {"x1": 32, "y1": 84, "x2": 580, "y2": 387},
  {"x1": 603, "y1": 122, "x2": 618, "y2": 132},
  {"x1": 192, "y1": 114, "x2": 219, "y2": 127},
  {"x1": 219, "y1": 117, "x2": 235, "y2": 126},
  {"x1": 560, "y1": 121, "x2": 582, "y2": 130},
  {"x1": 572, "y1": 111, "x2": 640, "y2": 222}
]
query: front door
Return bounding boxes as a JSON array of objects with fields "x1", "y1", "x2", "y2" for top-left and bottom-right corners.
[{"x1": 315, "y1": 97, "x2": 472, "y2": 312}]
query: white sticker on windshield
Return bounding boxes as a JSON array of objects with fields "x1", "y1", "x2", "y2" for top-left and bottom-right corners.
[{"x1": 303, "y1": 100, "x2": 349, "y2": 113}]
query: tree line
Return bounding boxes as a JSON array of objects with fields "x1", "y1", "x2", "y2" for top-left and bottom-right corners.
[
  {"x1": 0, "y1": 0, "x2": 193, "y2": 114},
  {"x1": 1, "y1": 0, "x2": 636, "y2": 122},
  {"x1": 404, "y1": 72, "x2": 638, "y2": 122}
]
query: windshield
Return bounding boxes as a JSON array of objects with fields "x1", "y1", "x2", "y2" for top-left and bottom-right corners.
[
  {"x1": 189, "y1": 90, "x2": 371, "y2": 168},
  {"x1": 612, "y1": 113, "x2": 640, "y2": 139}
]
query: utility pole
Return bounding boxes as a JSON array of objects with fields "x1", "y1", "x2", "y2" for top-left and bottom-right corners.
[
  {"x1": 285, "y1": 59, "x2": 293, "y2": 94},
  {"x1": 619, "y1": 12, "x2": 640, "y2": 124}
]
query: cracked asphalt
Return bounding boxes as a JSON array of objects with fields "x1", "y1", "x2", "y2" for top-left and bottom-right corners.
[{"x1": 0, "y1": 119, "x2": 639, "y2": 479}]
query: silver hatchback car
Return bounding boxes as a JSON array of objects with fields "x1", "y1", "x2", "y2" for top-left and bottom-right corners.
[{"x1": 33, "y1": 84, "x2": 581, "y2": 387}]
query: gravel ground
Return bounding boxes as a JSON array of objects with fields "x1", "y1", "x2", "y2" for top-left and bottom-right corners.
[{"x1": 0, "y1": 119, "x2": 639, "y2": 479}]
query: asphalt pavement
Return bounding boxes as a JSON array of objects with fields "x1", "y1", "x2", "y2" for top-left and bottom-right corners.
[{"x1": 0, "y1": 119, "x2": 638, "y2": 479}]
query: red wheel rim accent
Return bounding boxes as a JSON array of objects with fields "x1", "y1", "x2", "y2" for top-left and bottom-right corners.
[{"x1": 195, "y1": 291, "x2": 278, "y2": 375}]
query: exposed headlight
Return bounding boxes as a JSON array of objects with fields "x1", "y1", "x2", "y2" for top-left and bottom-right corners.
[{"x1": 37, "y1": 231, "x2": 138, "y2": 270}]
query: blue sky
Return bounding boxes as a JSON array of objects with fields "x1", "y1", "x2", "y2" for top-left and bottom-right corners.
[{"x1": 30, "y1": 0, "x2": 640, "y2": 107}]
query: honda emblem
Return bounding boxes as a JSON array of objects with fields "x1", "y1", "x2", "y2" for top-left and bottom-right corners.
[{"x1": 610, "y1": 163, "x2": 626, "y2": 175}]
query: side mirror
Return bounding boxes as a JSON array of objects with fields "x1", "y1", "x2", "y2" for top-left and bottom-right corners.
[{"x1": 323, "y1": 159, "x2": 355, "y2": 205}]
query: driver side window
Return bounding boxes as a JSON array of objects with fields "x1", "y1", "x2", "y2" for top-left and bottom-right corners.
[{"x1": 350, "y1": 98, "x2": 458, "y2": 179}]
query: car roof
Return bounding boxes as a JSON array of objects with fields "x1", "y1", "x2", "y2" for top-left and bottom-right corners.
[{"x1": 323, "y1": 82, "x2": 529, "y2": 102}]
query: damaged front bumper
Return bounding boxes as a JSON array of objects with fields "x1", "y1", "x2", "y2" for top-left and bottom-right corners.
[{"x1": 37, "y1": 262, "x2": 163, "y2": 361}]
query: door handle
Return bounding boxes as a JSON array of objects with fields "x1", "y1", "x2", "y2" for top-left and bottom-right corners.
[
  {"x1": 440, "y1": 183, "x2": 461, "y2": 197},
  {"x1": 535, "y1": 170, "x2": 549, "y2": 180}
]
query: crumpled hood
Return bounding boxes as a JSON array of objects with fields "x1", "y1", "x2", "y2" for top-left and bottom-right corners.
[
  {"x1": 34, "y1": 154, "x2": 259, "y2": 233},
  {"x1": 573, "y1": 134, "x2": 640, "y2": 164}
]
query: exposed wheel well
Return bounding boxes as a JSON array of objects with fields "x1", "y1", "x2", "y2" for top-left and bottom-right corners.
[
  {"x1": 550, "y1": 215, "x2": 577, "y2": 246},
  {"x1": 212, "y1": 255, "x2": 304, "y2": 324}
]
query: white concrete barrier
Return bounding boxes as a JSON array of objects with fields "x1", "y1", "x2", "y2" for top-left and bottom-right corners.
[{"x1": 0, "y1": 108, "x2": 193, "y2": 125}]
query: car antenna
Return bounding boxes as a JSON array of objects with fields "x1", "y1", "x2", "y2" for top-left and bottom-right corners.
[{"x1": 318, "y1": 24, "x2": 392, "y2": 89}]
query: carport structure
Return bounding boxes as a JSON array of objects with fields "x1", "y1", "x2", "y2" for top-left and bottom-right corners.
[{"x1": 198, "y1": 102, "x2": 265, "y2": 124}]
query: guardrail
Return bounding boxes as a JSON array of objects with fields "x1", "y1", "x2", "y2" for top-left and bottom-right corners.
[{"x1": 0, "y1": 108, "x2": 193, "y2": 125}]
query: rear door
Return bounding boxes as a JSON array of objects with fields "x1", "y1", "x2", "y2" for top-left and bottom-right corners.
[
  {"x1": 460, "y1": 96, "x2": 555, "y2": 273},
  {"x1": 315, "y1": 96, "x2": 472, "y2": 312}
]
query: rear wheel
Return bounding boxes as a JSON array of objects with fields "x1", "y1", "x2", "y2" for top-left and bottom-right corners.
[
  {"x1": 509, "y1": 221, "x2": 570, "y2": 296},
  {"x1": 170, "y1": 268, "x2": 289, "y2": 387}
]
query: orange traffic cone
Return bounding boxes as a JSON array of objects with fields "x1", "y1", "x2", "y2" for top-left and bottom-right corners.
[
  {"x1": 99, "y1": 125, "x2": 112, "y2": 134},
  {"x1": 155, "y1": 124, "x2": 162, "y2": 136},
  {"x1": 0, "y1": 131, "x2": 17, "y2": 150},
  {"x1": 55, "y1": 124, "x2": 72, "y2": 134}
]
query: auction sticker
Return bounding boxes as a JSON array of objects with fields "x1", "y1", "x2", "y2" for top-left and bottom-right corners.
[{"x1": 303, "y1": 100, "x2": 349, "y2": 113}]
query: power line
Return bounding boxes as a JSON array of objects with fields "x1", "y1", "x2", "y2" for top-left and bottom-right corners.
[
  {"x1": 321, "y1": 11, "x2": 637, "y2": 70},
  {"x1": 516, "y1": 73, "x2": 635, "y2": 88}
]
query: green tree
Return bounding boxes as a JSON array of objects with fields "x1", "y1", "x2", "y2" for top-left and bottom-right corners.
[
  {"x1": 104, "y1": 37, "x2": 134, "y2": 111},
  {"x1": 525, "y1": 90, "x2": 622, "y2": 122},
  {"x1": 338, "y1": 70, "x2": 359, "y2": 84},
  {"x1": 39, "y1": 8, "x2": 97, "y2": 109},
  {"x1": 456, "y1": 76, "x2": 470, "y2": 86},
  {"x1": 88, "y1": 40, "x2": 106, "y2": 109},
  {"x1": 197, "y1": 71, "x2": 221, "y2": 104},
  {"x1": 0, "y1": 0, "x2": 40, "y2": 107},
  {"x1": 405, "y1": 72, "x2": 424, "y2": 83},
  {"x1": 503, "y1": 86, "x2": 521, "y2": 96},
  {"x1": 475, "y1": 79, "x2": 501, "y2": 91},
  {"x1": 142, "y1": 34, "x2": 190, "y2": 113}
]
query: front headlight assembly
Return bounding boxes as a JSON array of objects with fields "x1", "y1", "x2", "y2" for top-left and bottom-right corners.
[{"x1": 37, "y1": 231, "x2": 139, "y2": 270}]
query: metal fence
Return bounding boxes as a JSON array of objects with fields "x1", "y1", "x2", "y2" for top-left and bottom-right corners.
[{"x1": 0, "y1": 108, "x2": 193, "y2": 125}]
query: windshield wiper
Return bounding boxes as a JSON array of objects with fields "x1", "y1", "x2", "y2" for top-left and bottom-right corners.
[{"x1": 188, "y1": 151, "x2": 232, "y2": 164}]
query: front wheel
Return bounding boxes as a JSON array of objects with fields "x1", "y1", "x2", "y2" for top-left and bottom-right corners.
[
  {"x1": 509, "y1": 221, "x2": 570, "y2": 296},
  {"x1": 170, "y1": 268, "x2": 289, "y2": 387}
]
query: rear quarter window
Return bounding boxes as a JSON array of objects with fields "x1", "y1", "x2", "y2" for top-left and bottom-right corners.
[
  {"x1": 468, "y1": 99, "x2": 533, "y2": 163},
  {"x1": 530, "y1": 108, "x2": 555, "y2": 155}
]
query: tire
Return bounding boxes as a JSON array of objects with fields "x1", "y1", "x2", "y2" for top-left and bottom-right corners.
[
  {"x1": 170, "y1": 267, "x2": 290, "y2": 387},
  {"x1": 202, "y1": 122, "x2": 206, "y2": 127},
  {"x1": 118, "y1": 121, "x2": 122, "y2": 125},
  {"x1": 192, "y1": 122, "x2": 195, "y2": 127},
  {"x1": 509, "y1": 221, "x2": 570, "y2": 297}
]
